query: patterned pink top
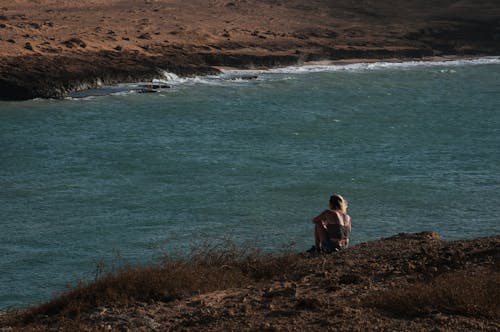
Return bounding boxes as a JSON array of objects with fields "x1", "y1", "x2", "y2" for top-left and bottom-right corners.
[{"x1": 313, "y1": 210, "x2": 352, "y2": 248}]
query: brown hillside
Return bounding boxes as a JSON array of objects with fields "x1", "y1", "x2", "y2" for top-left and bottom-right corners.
[{"x1": 1, "y1": 232, "x2": 498, "y2": 331}]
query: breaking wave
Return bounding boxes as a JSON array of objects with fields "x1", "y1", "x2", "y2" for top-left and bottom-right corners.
[
  {"x1": 159, "y1": 56, "x2": 500, "y2": 84},
  {"x1": 69, "y1": 56, "x2": 500, "y2": 98}
]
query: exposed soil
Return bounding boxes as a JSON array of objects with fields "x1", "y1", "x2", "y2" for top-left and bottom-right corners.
[
  {"x1": 0, "y1": 0, "x2": 499, "y2": 100},
  {"x1": 1, "y1": 232, "x2": 499, "y2": 331}
]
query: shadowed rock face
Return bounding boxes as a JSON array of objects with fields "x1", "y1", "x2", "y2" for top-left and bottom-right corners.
[
  {"x1": 0, "y1": 52, "x2": 220, "y2": 100},
  {"x1": 0, "y1": 0, "x2": 499, "y2": 100}
]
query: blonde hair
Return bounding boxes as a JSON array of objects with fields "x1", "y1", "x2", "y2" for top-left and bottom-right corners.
[{"x1": 329, "y1": 194, "x2": 348, "y2": 213}]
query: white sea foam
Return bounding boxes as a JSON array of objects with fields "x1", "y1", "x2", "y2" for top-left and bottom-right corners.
[
  {"x1": 68, "y1": 56, "x2": 500, "y2": 99},
  {"x1": 159, "y1": 71, "x2": 180, "y2": 82},
  {"x1": 266, "y1": 56, "x2": 500, "y2": 74},
  {"x1": 159, "y1": 56, "x2": 500, "y2": 85},
  {"x1": 155, "y1": 70, "x2": 222, "y2": 86}
]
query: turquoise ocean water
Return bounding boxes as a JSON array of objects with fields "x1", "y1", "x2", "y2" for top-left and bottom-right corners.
[{"x1": 1, "y1": 58, "x2": 500, "y2": 309}]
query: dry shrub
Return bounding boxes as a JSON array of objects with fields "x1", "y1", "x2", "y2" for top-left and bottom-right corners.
[
  {"x1": 22, "y1": 241, "x2": 299, "y2": 322},
  {"x1": 188, "y1": 240, "x2": 298, "y2": 280},
  {"x1": 367, "y1": 269, "x2": 500, "y2": 319}
]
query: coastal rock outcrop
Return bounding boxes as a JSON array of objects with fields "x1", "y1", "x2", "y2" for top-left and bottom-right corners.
[{"x1": 0, "y1": 0, "x2": 499, "y2": 100}]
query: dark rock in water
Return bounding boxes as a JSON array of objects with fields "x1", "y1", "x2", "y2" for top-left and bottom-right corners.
[
  {"x1": 228, "y1": 75, "x2": 258, "y2": 80},
  {"x1": 138, "y1": 88, "x2": 158, "y2": 93},
  {"x1": 137, "y1": 83, "x2": 171, "y2": 93},
  {"x1": 139, "y1": 83, "x2": 170, "y2": 89}
]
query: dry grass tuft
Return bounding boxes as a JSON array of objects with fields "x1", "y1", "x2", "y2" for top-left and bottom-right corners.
[
  {"x1": 21, "y1": 241, "x2": 300, "y2": 323},
  {"x1": 366, "y1": 269, "x2": 500, "y2": 319}
]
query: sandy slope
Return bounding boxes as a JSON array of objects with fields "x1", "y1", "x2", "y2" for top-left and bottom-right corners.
[
  {"x1": 0, "y1": 1, "x2": 499, "y2": 98},
  {"x1": 1, "y1": 0, "x2": 498, "y2": 57}
]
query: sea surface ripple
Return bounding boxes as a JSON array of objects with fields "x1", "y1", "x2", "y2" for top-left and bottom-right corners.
[{"x1": 1, "y1": 58, "x2": 499, "y2": 308}]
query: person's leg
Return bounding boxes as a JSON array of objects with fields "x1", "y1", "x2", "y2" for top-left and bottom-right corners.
[
  {"x1": 314, "y1": 224, "x2": 328, "y2": 248},
  {"x1": 314, "y1": 225, "x2": 320, "y2": 248}
]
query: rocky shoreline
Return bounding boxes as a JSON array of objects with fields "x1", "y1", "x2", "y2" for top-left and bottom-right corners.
[
  {"x1": 1, "y1": 0, "x2": 499, "y2": 101},
  {"x1": 0, "y1": 48, "x2": 439, "y2": 101},
  {"x1": 1, "y1": 232, "x2": 498, "y2": 331}
]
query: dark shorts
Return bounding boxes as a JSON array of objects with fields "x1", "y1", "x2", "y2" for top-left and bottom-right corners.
[{"x1": 321, "y1": 239, "x2": 340, "y2": 253}]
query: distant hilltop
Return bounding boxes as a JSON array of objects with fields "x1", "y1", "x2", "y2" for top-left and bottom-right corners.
[
  {"x1": 1, "y1": 0, "x2": 499, "y2": 100},
  {"x1": 1, "y1": 232, "x2": 498, "y2": 330}
]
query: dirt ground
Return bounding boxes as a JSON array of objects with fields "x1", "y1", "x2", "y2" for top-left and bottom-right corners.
[{"x1": 0, "y1": 0, "x2": 498, "y2": 57}]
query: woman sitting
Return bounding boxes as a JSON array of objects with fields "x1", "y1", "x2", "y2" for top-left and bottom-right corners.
[{"x1": 310, "y1": 194, "x2": 351, "y2": 253}]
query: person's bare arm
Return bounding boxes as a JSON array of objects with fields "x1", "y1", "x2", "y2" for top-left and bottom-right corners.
[{"x1": 312, "y1": 210, "x2": 327, "y2": 224}]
